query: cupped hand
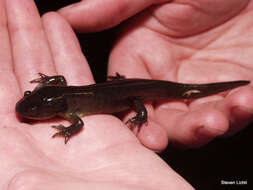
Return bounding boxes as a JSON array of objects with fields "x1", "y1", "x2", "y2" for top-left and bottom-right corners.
[
  {"x1": 60, "y1": 0, "x2": 253, "y2": 151},
  {"x1": 0, "y1": 0, "x2": 193, "y2": 189}
]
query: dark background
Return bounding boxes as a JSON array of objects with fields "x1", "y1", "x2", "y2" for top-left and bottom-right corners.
[{"x1": 35, "y1": 1, "x2": 251, "y2": 189}]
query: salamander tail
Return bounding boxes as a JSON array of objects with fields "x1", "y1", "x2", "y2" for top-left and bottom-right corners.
[{"x1": 182, "y1": 80, "x2": 250, "y2": 99}]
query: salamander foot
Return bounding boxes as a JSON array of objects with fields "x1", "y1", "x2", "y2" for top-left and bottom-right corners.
[
  {"x1": 126, "y1": 116, "x2": 148, "y2": 131},
  {"x1": 52, "y1": 124, "x2": 71, "y2": 144}
]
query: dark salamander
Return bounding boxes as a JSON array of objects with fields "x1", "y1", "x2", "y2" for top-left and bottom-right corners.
[{"x1": 15, "y1": 73, "x2": 250, "y2": 143}]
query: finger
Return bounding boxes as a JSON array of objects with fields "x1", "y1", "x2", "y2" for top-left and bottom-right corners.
[
  {"x1": 6, "y1": 0, "x2": 55, "y2": 91},
  {"x1": 214, "y1": 86, "x2": 253, "y2": 136},
  {"x1": 0, "y1": 0, "x2": 12, "y2": 72},
  {"x1": 42, "y1": 12, "x2": 93, "y2": 85},
  {"x1": 187, "y1": 86, "x2": 253, "y2": 137},
  {"x1": 152, "y1": 86, "x2": 253, "y2": 148},
  {"x1": 155, "y1": 104, "x2": 229, "y2": 148},
  {"x1": 0, "y1": 0, "x2": 19, "y2": 114},
  {"x1": 58, "y1": 0, "x2": 166, "y2": 32},
  {"x1": 137, "y1": 116, "x2": 169, "y2": 151}
]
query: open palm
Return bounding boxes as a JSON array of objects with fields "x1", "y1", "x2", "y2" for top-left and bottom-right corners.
[
  {"x1": 60, "y1": 0, "x2": 253, "y2": 150},
  {"x1": 0, "y1": 0, "x2": 193, "y2": 189}
]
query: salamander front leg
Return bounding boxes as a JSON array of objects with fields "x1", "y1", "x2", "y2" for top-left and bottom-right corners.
[
  {"x1": 126, "y1": 98, "x2": 148, "y2": 131},
  {"x1": 30, "y1": 73, "x2": 67, "y2": 90},
  {"x1": 52, "y1": 114, "x2": 83, "y2": 144}
]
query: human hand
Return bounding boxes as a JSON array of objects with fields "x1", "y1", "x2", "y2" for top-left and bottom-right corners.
[
  {"x1": 60, "y1": 0, "x2": 253, "y2": 151},
  {"x1": 0, "y1": 0, "x2": 193, "y2": 189}
]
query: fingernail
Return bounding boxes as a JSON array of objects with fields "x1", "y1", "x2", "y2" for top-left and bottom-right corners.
[
  {"x1": 58, "y1": 2, "x2": 80, "y2": 12},
  {"x1": 197, "y1": 125, "x2": 225, "y2": 137},
  {"x1": 232, "y1": 106, "x2": 253, "y2": 115}
]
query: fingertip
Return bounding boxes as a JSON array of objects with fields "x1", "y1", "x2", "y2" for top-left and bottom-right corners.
[
  {"x1": 58, "y1": 2, "x2": 79, "y2": 21},
  {"x1": 58, "y1": 0, "x2": 156, "y2": 32},
  {"x1": 222, "y1": 86, "x2": 253, "y2": 135},
  {"x1": 138, "y1": 120, "x2": 168, "y2": 151},
  {"x1": 58, "y1": 1, "x2": 100, "y2": 32},
  {"x1": 171, "y1": 108, "x2": 229, "y2": 147},
  {"x1": 198, "y1": 109, "x2": 229, "y2": 134},
  {"x1": 226, "y1": 86, "x2": 253, "y2": 109},
  {"x1": 42, "y1": 11, "x2": 76, "y2": 39},
  {"x1": 58, "y1": 2, "x2": 80, "y2": 13},
  {"x1": 42, "y1": 11, "x2": 61, "y2": 22},
  {"x1": 224, "y1": 86, "x2": 253, "y2": 122}
]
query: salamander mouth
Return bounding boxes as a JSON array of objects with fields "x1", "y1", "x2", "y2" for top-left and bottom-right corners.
[
  {"x1": 16, "y1": 112, "x2": 55, "y2": 120},
  {"x1": 15, "y1": 104, "x2": 54, "y2": 121},
  {"x1": 19, "y1": 114, "x2": 55, "y2": 121}
]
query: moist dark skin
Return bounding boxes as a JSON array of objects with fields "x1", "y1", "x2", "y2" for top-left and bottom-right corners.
[{"x1": 15, "y1": 73, "x2": 250, "y2": 144}]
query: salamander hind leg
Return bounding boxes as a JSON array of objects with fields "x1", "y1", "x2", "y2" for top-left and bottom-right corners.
[
  {"x1": 126, "y1": 98, "x2": 148, "y2": 132},
  {"x1": 51, "y1": 114, "x2": 84, "y2": 144},
  {"x1": 107, "y1": 72, "x2": 125, "y2": 81}
]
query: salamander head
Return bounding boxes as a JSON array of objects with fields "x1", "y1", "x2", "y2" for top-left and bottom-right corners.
[{"x1": 15, "y1": 87, "x2": 66, "y2": 120}]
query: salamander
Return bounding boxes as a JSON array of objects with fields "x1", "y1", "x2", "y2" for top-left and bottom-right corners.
[{"x1": 15, "y1": 73, "x2": 250, "y2": 143}]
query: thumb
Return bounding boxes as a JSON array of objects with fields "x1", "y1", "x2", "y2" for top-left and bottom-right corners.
[{"x1": 58, "y1": 0, "x2": 168, "y2": 32}]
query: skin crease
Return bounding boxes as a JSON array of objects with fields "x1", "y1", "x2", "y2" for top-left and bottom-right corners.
[
  {"x1": 59, "y1": 0, "x2": 253, "y2": 150},
  {"x1": 0, "y1": 0, "x2": 193, "y2": 189}
]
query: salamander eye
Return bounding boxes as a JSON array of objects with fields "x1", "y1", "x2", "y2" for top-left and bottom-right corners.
[
  {"x1": 24, "y1": 91, "x2": 31, "y2": 97},
  {"x1": 28, "y1": 105, "x2": 38, "y2": 113},
  {"x1": 43, "y1": 97, "x2": 54, "y2": 106}
]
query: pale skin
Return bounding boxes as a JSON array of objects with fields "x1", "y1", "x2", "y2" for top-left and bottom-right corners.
[
  {"x1": 0, "y1": 0, "x2": 194, "y2": 189},
  {"x1": 59, "y1": 0, "x2": 253, "y2": 150}
]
